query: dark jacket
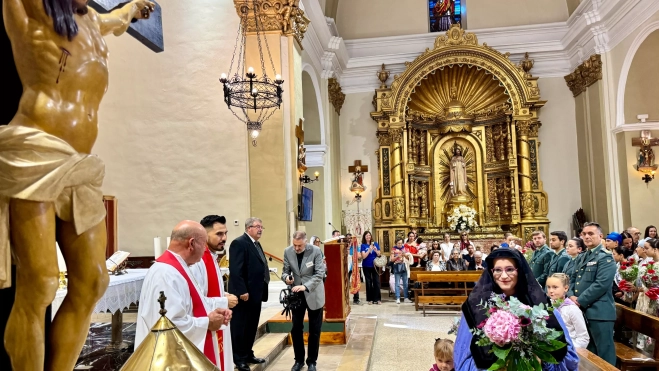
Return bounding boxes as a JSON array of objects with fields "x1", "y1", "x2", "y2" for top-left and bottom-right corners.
[{"x1": 228, "y1": 233, "x2": 270, "y2": 302}]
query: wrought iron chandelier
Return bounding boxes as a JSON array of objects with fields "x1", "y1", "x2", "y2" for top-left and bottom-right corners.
[{"x1": 220, "y1": 0, "x2": 284, "y2": 147}]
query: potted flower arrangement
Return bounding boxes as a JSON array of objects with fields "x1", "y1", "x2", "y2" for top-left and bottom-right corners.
[
  {"x1": 447, "y1": 205, "x2": 478, "y2": 233},
  {"x1": 470, "y1": 293, "x2": 567, "y2": 370}
]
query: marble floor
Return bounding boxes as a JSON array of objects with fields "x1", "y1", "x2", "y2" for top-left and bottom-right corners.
[{"x1": 266, "y1": 286, "x2": 458, "y2": 371}]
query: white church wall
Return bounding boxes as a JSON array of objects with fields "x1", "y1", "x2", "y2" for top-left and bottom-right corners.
[
  {"x1": 339, "y1": 92, "x2": 380, "y2": 220},
  {"x1": 624, "y1": 30, "x2": 659, "y2": 124},
  {"x1": 95, "y1": 0, "x2": 250, "y2": 256},
  {"x1": 335, "y1": 0, "x2": 569, "y2": 40},
  {"x1": 624, "y1": 130, "x2": 659, "y2": 232},
  {"x1": 536, "y1": 77, "x2": 581, "y2": 234}
]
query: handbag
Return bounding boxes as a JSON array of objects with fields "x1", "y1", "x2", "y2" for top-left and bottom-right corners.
[{"x1": 373, "y1": 255, "x2": 387, "y2": 268}]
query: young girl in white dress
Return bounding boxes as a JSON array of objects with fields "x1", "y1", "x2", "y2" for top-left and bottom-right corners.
[{"x1": 546, "y1": 273, "x2": 590, "y2": 348}]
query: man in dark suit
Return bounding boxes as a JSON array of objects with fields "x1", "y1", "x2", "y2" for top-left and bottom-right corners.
[{"x1": 228, "y1": 217, "x2": 270, "y2": 371}]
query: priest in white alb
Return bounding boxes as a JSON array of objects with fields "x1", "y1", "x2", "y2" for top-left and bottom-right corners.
[
  {"x1": 190, "y1": 215, "x2": 239, "y2": 371},
  {"x1": 135, "y1": 220, "x2": 232, "y2": 368}
]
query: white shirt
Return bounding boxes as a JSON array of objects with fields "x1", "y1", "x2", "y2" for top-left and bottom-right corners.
[
  {"x1": 135, "y1": 251, "x2": 226, "y2": 366},
  {"x1": 557, "y1": 304, "x2": 590, "y2": 349},
  {"x1": 440, "y1": 242, "x2": 454, "y2": 262}
]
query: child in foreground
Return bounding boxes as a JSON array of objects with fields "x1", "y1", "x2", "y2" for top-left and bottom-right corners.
[
  {"x1": 431, "y1": 338, "x2": 455, "y2": 371},
  {"x1": 546, "y1": 273, "x2": 590, "y2": 348}
]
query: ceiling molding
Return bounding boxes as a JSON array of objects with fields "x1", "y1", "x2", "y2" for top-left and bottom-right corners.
[
  {"x1": 612, "y1": 121, "x2": 659, "y2": 134},
  {"x1": 305, "y1": 144, "x2": 327, "y2": 167},
  {"x1": 301, "y1": 0, "x2": 348, "y2": 80},
  {"x1": 294, "y1": 0, "x2": 659, "y2": 94}
]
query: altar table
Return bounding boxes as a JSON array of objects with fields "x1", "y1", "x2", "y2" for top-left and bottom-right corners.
[{"x1": 52, "y1": 269, "x2": 148, "y2": 349}]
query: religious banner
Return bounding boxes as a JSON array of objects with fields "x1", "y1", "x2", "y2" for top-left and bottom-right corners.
[{"x1": 342, "y1": 209, "x2": 372, "y2": 237}]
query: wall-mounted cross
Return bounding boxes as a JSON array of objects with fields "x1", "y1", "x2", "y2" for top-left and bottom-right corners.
[
  {"x1": 89, "y1": 0, "x2": 164, "y2": 52},
  {"x1": 348, "y1": 160, "x2": 368, "y2": 175}
]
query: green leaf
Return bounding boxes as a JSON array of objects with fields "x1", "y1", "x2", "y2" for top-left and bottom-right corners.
[
  {"x1": 488, "y1": 358, "x2": 506, "y2": 371},
  {"x1": 492, "y1": 345, "x2": 512, "y2": 359},
  {"x1": 534, "y1": 348, "x2": 558, "y2": 364},
  {"x1": 549, "y1": 339, "x2": 567, "y2": 350},
  {"x1": 529, "y1": 355, "x2": 542, "y2": 371}
]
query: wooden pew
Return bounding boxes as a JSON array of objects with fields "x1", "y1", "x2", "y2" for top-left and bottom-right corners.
[
  {"x1": 416, "y1": 272, "x2": 482, "y2": 316},
  {"x1": 409, "y1": 271, "x2": 482, "y2": 310},
  {"x1": 614, "y1": 303, "x2": 659, "y2": 370},
  {"x1": 577, "y1": 348, "x2": 621, "y2": 371}
]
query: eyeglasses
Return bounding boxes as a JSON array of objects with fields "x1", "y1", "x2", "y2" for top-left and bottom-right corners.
[
  {"x1": 249, "y1": 225, "x2": 265, "y2": 230},
  {"x1": 491, "y1": 267, "x2": 518, "y2": 277}
]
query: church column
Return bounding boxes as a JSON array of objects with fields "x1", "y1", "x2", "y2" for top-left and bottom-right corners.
[
  {"x1": 234, "y1": 0, "x2": 310, "y2": 256},
  {"x1": 390, "y1": 128, "x2": 406, "y2": 224},
  {"x1": 516, "y1": 120, "x2": 534, "y2": 219}
]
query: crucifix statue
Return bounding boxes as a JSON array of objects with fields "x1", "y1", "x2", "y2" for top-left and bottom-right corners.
[
  {"x1": 0, "y1": 0, "x2": 160, "y2": 369},
  {"x1": 632, "y1": 131, "x2": 658, "y2": 169},
  {"x1": 348, "y1": 160, "x2": 368, "y2": 195}
]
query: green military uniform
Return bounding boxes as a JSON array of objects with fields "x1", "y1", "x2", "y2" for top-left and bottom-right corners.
[
  {"x1": 562, "y1": 255, "x2": 579, "y2": 277},
  {"x1": 567, "y1": 243, "x2": 616, "y2": 366},
  {"x1": 529, "y1": 244, "x2": 552, "y2": 286},
  {"x1": 545, "y1": 248, "x2": 571, "y2": 282}
]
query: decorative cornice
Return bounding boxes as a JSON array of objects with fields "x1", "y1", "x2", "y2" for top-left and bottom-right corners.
[
  {"x1": 328, "y1": 78, "x2": 345, "y2": 115},
  {"x1": 234, "y1": 0, "x2": 310, "y2": 46},
  {"x1": 564, "y1": 54, "x2": 603, "y2": 97},
  {"x1": 300, "y1": 0, "x2": 348, "y2": 79},
  {"x1": 304, "y1": 144, "x2": 327, "y2": 167},
  {"x1": 611, "y1": 121, "x2": 659, "y2": 134},
  {"x1": 334, "y1": 0, "x2": 659, "y2": 94}
]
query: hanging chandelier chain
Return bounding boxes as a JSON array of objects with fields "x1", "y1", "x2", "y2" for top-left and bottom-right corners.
[
  {"x1": 227, "y1": 9, "x2": 246, "y2": 76},
  {"x1": 252, "y1": 1, "x2": 268, "y2": 77},
  {"x1": 255, "y1": 0, "x2": 278, "y2": 78}
]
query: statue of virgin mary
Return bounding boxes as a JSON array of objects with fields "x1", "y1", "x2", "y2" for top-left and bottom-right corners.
[{"x1": 449, "y1": 142, "x2": 468, "y2": 197}]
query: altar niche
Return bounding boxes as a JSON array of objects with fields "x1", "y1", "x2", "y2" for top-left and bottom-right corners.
[{"x1": 371, "y1": 25, "x2": 550, "y2": 249}]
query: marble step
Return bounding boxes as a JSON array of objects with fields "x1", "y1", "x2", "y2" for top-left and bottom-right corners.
[{"x1": 248, "y1": 333, "x2": 289, "y2": 371}]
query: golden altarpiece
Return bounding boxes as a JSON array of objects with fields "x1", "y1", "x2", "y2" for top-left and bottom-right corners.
[{"x1": 371, "y1": 25, "x2": 550, "y2": 252}]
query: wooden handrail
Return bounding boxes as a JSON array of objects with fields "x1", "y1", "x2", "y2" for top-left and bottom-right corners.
[{"x1": 264, "y1": 251, "x2": 284, "y2": 264}]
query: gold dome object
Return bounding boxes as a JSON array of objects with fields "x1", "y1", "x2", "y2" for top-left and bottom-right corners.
[{"x1": 121, "y1": 292, "x2": 219, "y2": 371}]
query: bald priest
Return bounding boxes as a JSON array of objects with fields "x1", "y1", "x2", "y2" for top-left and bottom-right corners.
[{"x1": 135, "y1": 221, "x2": 233, "y2": 369}]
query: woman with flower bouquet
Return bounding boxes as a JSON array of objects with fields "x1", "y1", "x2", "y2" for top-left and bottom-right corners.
[
  {"x1": 635, "y1": 239, "x2": 659, "y2": 315},
  {"x1": 454, "y1": 249, "x2": 578, "y2": 370}
]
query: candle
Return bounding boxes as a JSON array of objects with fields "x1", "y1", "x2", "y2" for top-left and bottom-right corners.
[
  {"x1": 166, "y1": 237, "x2": 171, "y2": 248},
  {"x1": 154, "y1": 237, "x2": 163, "y2": 259},
  {"x1": 56, "y1": 243, "x2": 67, "y2": 272}
]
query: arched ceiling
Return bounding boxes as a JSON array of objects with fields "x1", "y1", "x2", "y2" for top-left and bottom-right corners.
[{"x1": 407, "y1": 64, "x2": 510, "y2": 118}]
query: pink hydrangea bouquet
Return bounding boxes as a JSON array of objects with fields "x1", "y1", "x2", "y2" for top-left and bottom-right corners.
[{"x1": 470, "y1": 293, "x2": 567, "y2": 370}]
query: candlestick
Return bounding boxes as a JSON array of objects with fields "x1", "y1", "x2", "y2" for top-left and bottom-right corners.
[
  {"x1": 56, "y1": 242, "x2": 67, "y2": 272},
  {"x1": 154, "y1": 237, "x2": 163, "y2": 259},
  {"x1": 166, "y1": 237, "x2": 171, "y2": 248}
]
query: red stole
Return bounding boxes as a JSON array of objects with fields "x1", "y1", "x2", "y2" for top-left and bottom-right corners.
[
  {"x1": 202, "y1": 248, "x2": 225, "y2": 371},
  {"x1": 156, "y1": 251, "x2": 217, "y2": 366}
]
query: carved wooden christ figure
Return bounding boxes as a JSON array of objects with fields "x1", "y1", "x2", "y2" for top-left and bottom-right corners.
[
  {"x1": 0, "y1": 0, "x2": 154, "y2": 370},
  {"x1": 449, "y1": 142, "x2": 467, "y2": 197}
]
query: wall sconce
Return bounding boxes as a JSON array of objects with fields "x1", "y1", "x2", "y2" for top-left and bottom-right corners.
[
  {"x1": 300, "y1": 171, "x2": 320, "y2": 185},
  {"x1": 641, "y1": 170, "x2": 656, "y2": 184}
]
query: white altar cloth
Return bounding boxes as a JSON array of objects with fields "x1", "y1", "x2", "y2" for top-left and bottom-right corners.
[{"x1": 52, "y1": 268, "x2": 148, "y2": 318}]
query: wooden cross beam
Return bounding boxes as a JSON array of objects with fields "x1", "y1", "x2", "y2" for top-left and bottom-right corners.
[
  {"x1": 631, "y1": 137, "x2": 659, "y2": 147},
  {"x1": 89, "y1": 0, "x2": 164, "y2": 52},
  {"x1": 348, "y1": 160, "x2": 368, "y2": 174}
]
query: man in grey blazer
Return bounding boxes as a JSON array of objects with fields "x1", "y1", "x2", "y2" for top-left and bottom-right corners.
[{"x1": 282, "y1": 231, "x2": 326, "y2": 371}]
